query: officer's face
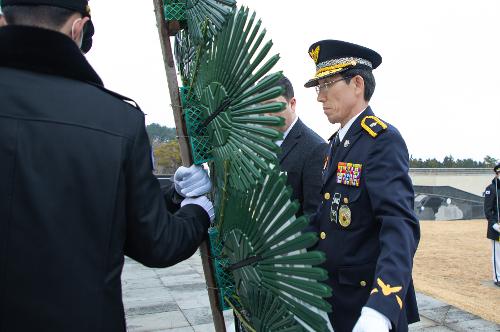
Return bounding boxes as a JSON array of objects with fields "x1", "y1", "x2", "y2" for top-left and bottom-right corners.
[{"x1": 316, "y1": 74, "x2": 361, "y2": 127}]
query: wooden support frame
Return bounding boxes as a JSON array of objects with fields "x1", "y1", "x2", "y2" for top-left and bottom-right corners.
[{"x1": 152, "y1": 1, "x2": 227, "y2": 331}]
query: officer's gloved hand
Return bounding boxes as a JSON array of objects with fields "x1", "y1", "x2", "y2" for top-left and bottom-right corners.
[
  {"x1": 353, "y1": 307, "x2": 391, "y2": 332},
  {"x1": 493, "y1": 223, "x2": 500, "y2": 233},
  {"x1": 181, "y1": 196, "x2": 215, "y2": 222},
  {"x1": 174, "y1": 164, "x2": 211, "y2": 197}
]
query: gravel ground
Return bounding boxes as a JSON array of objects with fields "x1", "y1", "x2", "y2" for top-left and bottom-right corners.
[{"x1": 413, "y1": 219, "x2": 500, "y2": 324}]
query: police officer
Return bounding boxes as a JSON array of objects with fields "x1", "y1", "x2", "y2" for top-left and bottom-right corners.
[
  {"x1": 0, "y1": 1, "x2": 214, "y2": 331},
  {"x1": 483, "y1": 163, "x2": 500, "y2": 287},
  {"x1": 303, "y1": 40, "x2": 420, "y2": 332}
]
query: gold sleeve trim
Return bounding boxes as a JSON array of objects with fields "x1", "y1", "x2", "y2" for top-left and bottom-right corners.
[{"x1": 314, "y1": 61, "x2": 356, "y2": 78}]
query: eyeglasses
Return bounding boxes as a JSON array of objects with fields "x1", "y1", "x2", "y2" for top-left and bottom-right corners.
[{"x1": 314, "y1": 76, "x2": 352, "y2": 95}]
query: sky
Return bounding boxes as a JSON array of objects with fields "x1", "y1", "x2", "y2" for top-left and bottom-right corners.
[{"x1": 86, "y1": 0, "x2": 500, "y2": 162}]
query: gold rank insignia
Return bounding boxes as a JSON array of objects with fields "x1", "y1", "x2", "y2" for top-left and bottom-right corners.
[
  {"x1": 338, "y1": 205, "x2": 351, "y2": 227},
  {"x1": 309, "y1": 46, "x2": 320, "y2": 64},
  {"x1": 361, "y1": 116, "x2": 388, "y2": 138},
  {"x1": 370, "y1": 278, "x2": 404, "y2": 309}
]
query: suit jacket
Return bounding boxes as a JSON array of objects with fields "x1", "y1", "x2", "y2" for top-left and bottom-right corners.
[
  {"x1": 278, "y1": 118, "x2": 328, "y2": 217},
  {"x1": 307, "y1": 107, "x2": 420, "y2": 332},
  {"x1": 0, "y1": 26, "x2": 209, "y2": 332},
  {"x1": 484, "y1": 179, "x2": 500, "y2": 241}
]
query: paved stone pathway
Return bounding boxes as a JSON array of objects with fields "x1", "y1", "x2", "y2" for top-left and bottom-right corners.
[{"x1": 122, "y1": 254, "x2": 500, "y2": 332}]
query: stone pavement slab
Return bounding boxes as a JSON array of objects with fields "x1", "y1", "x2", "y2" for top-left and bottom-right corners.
[{"x1": 123, "y1": 254, "x2": 500, "y2": 331}]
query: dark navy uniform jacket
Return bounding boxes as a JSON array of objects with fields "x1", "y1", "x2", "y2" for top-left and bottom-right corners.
[
  {"x1": 306, "y1": 107, "x2": 420, "y2": 332},
  {"x1": 484, "y1": 178, "x2": 500, "y2": 241}
]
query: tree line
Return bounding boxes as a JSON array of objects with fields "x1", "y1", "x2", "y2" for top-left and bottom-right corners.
[
  {"x1": 146, "y1": 123, "x2": 181, "y2": 174},
  {"x1": 410, "y1": 155, "x2": 498, "y2": 168},
  {"x1": 147, "y1": 123, "x2": 499, "y2": 172}
]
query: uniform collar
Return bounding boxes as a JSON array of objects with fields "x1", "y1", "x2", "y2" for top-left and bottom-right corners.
[
  {"x1": 0, "y1": 25, "x2": 103, "y2": 86},
  {"x1": 338, "y1": 106, "x2": 368, "y2": 141}
]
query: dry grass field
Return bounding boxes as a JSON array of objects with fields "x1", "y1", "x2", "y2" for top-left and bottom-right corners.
[{"x1": 414, "y1": 220, "x2": 500, "y2": 324}]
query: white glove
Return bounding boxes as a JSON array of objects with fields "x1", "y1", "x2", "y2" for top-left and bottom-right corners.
[
  {"x1": 181, "y1": 196, "x2": 215, "y2": 222},
  {"x1": 493, "y1": 223, "x2": 500, "y2": 233},
  {"x1": 353, "y1": 307, "x2": 391, "y2": 332},
  {"x1": 174, "y1": 164, "x2": 211, "y2": 197}
]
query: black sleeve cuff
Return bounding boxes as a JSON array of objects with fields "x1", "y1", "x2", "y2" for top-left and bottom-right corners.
[{"x1": 161, "y1": 183, "x2": 183, "y2": 213}]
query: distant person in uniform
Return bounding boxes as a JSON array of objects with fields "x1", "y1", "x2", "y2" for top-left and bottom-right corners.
[
  {"x1": 483, "y1": 163, "x2": 500, "y2": 287},
  {"x1": 263, "y1": 75, "x2": 328, "y2": 217},
  {"x1": 303, "y1": 40, "x2": 420, "y2": 332},
  {"x1": 0, "y1": 1, "x2": 214, "y2": 331}
]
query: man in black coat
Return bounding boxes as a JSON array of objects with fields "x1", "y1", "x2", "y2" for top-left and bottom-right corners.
[
  {"x1": 264, "y1": 76, "x2": 328, "y2": 217},
  {"x1": 483, "y1": 163, "x2": 500, "y2": 287},
  {"x1": 303, "y1": 40, "x2": 420, "y2": 332},
  {"x1": 0, "y1": 1, "x2": 214, "y2": 331}
]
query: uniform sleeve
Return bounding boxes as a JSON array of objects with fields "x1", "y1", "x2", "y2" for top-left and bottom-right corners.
[
  {"x1": 484, "y1": 184, "x2": 497, "y2": 224},
  {"x1": 301, "y1": 142, "x2": 328, "y2": 217},
  {"x1": 161, "y1": 181, "x2": 183, "y2": 213},
  {"x1": 123, "y1": 118, "x2": 209, "y2": 268},
  {"x1": 363, "y1": 130, "x2": 420, "y2": 327}
]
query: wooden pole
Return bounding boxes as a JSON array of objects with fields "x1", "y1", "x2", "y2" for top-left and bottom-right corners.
[{"x1": 151, "y1": 1, "x2": 227, "y2": 331}]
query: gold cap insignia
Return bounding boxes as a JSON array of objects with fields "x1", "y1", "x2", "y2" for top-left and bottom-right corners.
[{"x1": 309, "y1": 46, "x2": 320, "y2": 64}]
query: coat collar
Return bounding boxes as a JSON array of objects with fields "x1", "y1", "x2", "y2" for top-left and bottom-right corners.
[
  {"x1": 341, "y1": 106, "x2": 374, "y2": 141},
  {"x1": 0, "y1": 25, "x2": 103, "y2": 86},
  {"x1": 278, "y1": 118, "x2": 303, "y2": 162}
]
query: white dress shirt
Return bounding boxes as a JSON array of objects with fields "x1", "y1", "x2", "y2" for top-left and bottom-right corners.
[
  {"x1": 276, "y1": 116, "x2": 299, "y2": 147},
  {"x1": 338, "y1": 107, "x2": 368, "y2": 142}
]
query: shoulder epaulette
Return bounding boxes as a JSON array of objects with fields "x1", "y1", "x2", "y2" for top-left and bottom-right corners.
[
  {"x1": 361, "y1": 115, "x2": 388, "y2": 138},
  {"x1": 87, "y1": 82, "x2": 143, "y2": 112}
]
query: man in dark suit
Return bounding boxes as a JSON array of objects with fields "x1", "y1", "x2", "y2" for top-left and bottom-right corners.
[
  {"x1": 304, "y1": 40, "x2": 420, "y2": 332},
  {"x1": 483, "y1": 163, "x2": 500, "y2": 287},
  {"x1": 264, "y1": 76, "x2": 327, "y2": 217},
  {"x1": 0, "y1": 1, "x2": 213, "y2": 331}
]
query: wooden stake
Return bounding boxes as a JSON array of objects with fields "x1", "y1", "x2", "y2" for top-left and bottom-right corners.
[{"x1": 151, "y1": 1, "x2": 227, "y2": 331}]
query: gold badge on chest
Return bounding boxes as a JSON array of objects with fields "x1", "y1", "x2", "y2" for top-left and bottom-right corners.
[{"x1": 339, "y1": 205, "x2": 351, "y2": 227}]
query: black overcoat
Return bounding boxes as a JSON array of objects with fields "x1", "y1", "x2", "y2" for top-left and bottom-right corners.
[{"x1": 0, "y1": 26, "x2": 209, "y2": 332}]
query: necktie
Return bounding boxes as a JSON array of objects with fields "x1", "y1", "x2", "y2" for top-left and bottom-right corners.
[
  {"x1": 333, "y1": 133, "x2": 341, "y2": 150},
  {"x1": 325, "y1": 133, "x2": 341, "y2": 176}
]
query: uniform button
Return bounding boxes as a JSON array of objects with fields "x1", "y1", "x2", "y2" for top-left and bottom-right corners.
[
  {"x1": 324, "y1": 192, "x2": 331, "y2": 200},
  {"x1": 343, "y1": 197, "x2": 349, "y2": 204},
  {"x1": 320, "y1": 232, "x2": 327, "y2": 240},
  {"x1": 360, "y1": 280, "x2": 367, "y2": 287}
]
